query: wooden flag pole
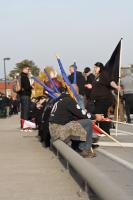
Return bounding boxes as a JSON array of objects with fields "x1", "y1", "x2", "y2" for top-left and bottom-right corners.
[
  {"x1": 95, "y1": 125, "x2": 124, "y2": 147},
  {"x1": 115, "y1": 38, "x2": 123, "y2": 136}
]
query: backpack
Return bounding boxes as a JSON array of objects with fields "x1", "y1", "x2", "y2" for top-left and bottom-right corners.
[
  {"x1": 38, "y1": 98, "x2": 56, "y2": 147},
  {"x1": 13, "y1": 77, "x2": 21, "y2": 93}
]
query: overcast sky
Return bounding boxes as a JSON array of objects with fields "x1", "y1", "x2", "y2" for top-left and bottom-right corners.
[{"x1": 0, "y1": 0, "x2": 133, "y2": 78}]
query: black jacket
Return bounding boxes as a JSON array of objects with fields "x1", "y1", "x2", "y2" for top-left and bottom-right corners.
[
  {"x1": 19, "y1": 72, "x2": 32, "y2": 97},
  {"x1": 90, "y1": 71, "x2": 113, "y2": 100},
  {"x1": 49, "y1": 94, "x2": 92, "y2": 125},
  {"x1": 85, "y1": 73, "x2": 95, "y2": 98},
  {"x1": 68, "y1": 71, "x2": 85, "y2": 96}
]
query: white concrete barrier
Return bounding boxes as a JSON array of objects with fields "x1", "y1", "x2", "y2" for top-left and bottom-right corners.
[{"x1": 53, "y1": 140, "x2": 132, "y2": 200}]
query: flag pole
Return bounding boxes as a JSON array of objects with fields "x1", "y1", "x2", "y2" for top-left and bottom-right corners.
[
  {"x1": 95, "y1": 125, "x2": 124, "y2": 147},
  {"x1": 115, "y1": 38, "x2": 123, "y2": 136}
]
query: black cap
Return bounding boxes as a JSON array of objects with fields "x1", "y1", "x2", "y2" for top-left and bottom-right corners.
[{"x1": 84, "y1": 67, "x2": 91, "y2": 73}]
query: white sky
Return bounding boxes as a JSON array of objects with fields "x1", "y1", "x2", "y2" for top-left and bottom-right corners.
[{"x1": 0, "y1": 0, "x2": 133, "y2": 78}]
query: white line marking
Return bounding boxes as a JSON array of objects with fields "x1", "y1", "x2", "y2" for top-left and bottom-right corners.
[
  {"x1": 111, "y1": 129, "x2": 133, "y2": 136},
  {"x1": 98, "y1": 148, "x2": 133, "y2": 171},
  {"x1": 117, "y1": 129, "x2": 133, "y2": 136},
  {"x1": 98, "y1": 142, "x2": 133, "y2": 148},
  {"x1": 111, "y1": 132, "x2": 127, "y2": 136},
  {"x1": 112, "y1": 120, "x2": 133, "y2": 126}
]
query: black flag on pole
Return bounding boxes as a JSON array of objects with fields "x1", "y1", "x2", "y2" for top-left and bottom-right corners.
[{"x1": 104, "y1": 39, "x2": 122, "y2": 83}]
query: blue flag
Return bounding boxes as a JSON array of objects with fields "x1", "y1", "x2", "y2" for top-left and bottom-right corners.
[
  {"x1": 44, "y1": 69, "x2": 60, "y2": 94},
  {"x1": 73, "y1": 62, "x2": 77, "y2": 84},
  {"x1": 56, "y1": 57, "x2": 80, "y2": 101},
  {"x1": 31, "y1": 76, "x2": 57, "y2": 99}
]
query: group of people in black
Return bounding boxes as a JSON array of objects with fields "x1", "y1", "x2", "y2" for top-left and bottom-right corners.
[
  {"x1": 0, "y1": 93, "x2": 19, "y2": 117},
  {"x1": 68, "y1": 63, "x2": 120, "y2": 134},
  {"x1": 17, "y1": 62, "x2": 123, "y2": 158}
]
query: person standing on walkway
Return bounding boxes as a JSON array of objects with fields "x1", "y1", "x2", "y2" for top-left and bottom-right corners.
[
  {"x1": 87, "y1": 62, "x2": 120, "y2": 134},
  {"x1": 19, "y1": 65, "x2": 33, "y2": 129},
  {"x1": 121, "y1": 69, "x2": 133, "y2": 123},
  {"x1": 68, "y1": 64, "x2": 86, "y2": 109},
  {"x1": 83, "y1": 67, "x2": 95, "y2": 113}
]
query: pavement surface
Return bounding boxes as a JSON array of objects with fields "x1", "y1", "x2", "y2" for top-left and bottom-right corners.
[
  {"x1": 87, "y1": 126, "x2": 133, "y2": 199},
  {"x1": 0, "y1": 115, "x2": 88, "y2": 200}
]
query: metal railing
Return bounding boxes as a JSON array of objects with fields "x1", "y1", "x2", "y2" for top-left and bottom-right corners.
[{"x1": 53, "y1": 140, "x2": 132, "y2": 200}]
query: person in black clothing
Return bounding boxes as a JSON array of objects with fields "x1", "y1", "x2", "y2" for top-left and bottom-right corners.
[
  {"x1": 49, "y1": 91, "x2": 103, "y2": 158},
  {"x1": 38, "y1": 97, "x2": 56, "y2": 146},
  {"x1": 19, "y1": 65, "x2": 33, "y2": 129},
  {"x1": 68, "y1": 64, "x2": 86, "y2": 109},
  {"x1": 38, "y1": 78, "x2": 65, "y2": 147},
  {"x1": 83, "y1": 67, "x2": 95, "y2": 113},
  {"x1": 10, "y1": 97, "x2": 19, "y2": 115},
  {"x1": 0, "y1": 93, "x2": 7, "y2": 118},
  {"x1": 88, "y1": 62, "x2": 120, "y2": 134},
  {"x1": 33, "y1": 96, "x2": 46, "y2": 127}
]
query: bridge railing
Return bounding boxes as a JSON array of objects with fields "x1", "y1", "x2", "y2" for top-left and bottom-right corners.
[{"x1": 53, "y1": 140, "x2": 132, "y2": 200}]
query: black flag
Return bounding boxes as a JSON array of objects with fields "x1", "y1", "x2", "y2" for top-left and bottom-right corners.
[{"x1": 105, "y1": 39, "x2": 122, "y2": 83}]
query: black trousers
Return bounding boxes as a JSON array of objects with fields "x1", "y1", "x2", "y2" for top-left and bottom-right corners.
[
  {"x1": 123, "y1": 93, "x2": 133, "y2": 122},
  {"x1": 38, "y1": 123, "x2": 51, "y2": 147},
  {"x1": 94, "y1": 97, "x2": 114, "y2": 117},
  {"x1": 94, "y1": 97, "x2": 114, "y2": 134},
  {"x1": 20, "y1": 96, "x2": 30, "y2": 127}
]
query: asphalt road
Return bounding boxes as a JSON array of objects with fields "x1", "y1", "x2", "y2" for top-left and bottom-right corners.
[{"x1": 87, "y1": 125, "x2": 133, "y2": 199}]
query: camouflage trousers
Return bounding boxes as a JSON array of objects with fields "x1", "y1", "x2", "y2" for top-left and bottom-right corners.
[{"x1": 49, "y1": 120, "x2": 92, "y2": 146}]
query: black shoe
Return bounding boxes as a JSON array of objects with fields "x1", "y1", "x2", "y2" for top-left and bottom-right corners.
[
  {"x1": 92, "y1": 144, "x2": 99, "y2": 149},
  {"x1": 79, "y1": 149, "x2": 96, "y2": 158}
]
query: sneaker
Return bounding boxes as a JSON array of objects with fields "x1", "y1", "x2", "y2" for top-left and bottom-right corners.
[
  {"x1": 98, "y1": 134, "x2": 106, "y2": 137},
  {"x1": 23, "y1": 129, "x2": 28, "y2": 132},
  {"x1": 20, "y1": 128, "x2": 29, "y2": 133},
  {"x1": 92, "y1": 144, "x2": 99, "y2": 149},
  {"x1": 20, "y1": 129, "x2": 27, "y2": 132},
  {"x1": 79, "y1": 149, "x2": 96, "y2": 158},
  {"x1": 28, "y1": 129, "x2": 32, "y2": 132}
]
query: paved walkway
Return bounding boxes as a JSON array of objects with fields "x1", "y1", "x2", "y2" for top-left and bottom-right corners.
[{"x1": 0, "y1": 116, "x2": 88, "y2": 200}]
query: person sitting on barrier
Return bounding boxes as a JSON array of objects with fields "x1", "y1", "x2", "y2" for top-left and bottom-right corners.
[
  {"x1": 38, "y1": 78, "x2": 64, "y2": 147},
  {"x1": 49, "y1": 86, "x2": 103, "y2": 158},
  {"x1": 32, "y1": 96, "x2": 47, "y2": 127},
  {"x1": 38, "y1": 97, "x2": 57, "y2": 146}
]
